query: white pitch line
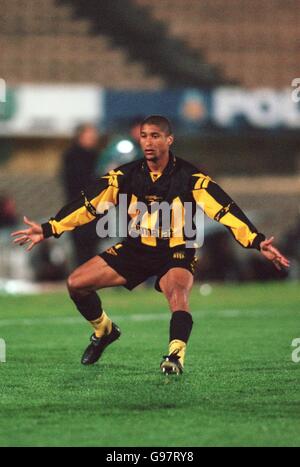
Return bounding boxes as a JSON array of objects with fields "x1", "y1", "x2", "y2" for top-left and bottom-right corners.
[
  {"x1": 0, "y1": 314, "x2": 164, "y2": 327},
  {"x1": 0, "y1": 308, "x2": 287, "y2": 327}
]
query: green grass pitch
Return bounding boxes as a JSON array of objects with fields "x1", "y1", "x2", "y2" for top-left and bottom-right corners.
[{"x1": 0, "y1": 282, "x2": 299, "y2": 447}]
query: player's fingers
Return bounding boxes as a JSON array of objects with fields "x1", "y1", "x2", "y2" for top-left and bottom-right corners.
[
  {"x1": 279, "y1": 252, "x2": 289, "y2": 262},
  {"x1": 268, "y1": 245, "x2": 286, "y2": 260},
  {"x1": 24, "y1": 216, "x2": 35, "y2": 227},
  {"x1": 26, "y1": 241, "x2": 35, "y2": 252},
  {"x1": 13, "y1": 235, "x2": 28, "y2": 244},
  {"x1": 273, "y1": 260, "x2": 281, "y2": 270},
  {"x1": 273, "y1": 254, "x2": 290, "y2": 269},
  {"x1": 269, "y1": 246, "x2": 281, "y2": 257},
  {"x1": 11, "y1": 229, "x2": 29, "y2": 237},
  {"x1": 273, "y1": 250, "x2": 290, "y2": 265},
  {"x1": 19, "y1": 238, "x2": 31, "y2": 247},
  {"x1": 263, "y1": 236, "x2": 274, "y2": 246},
  {"x1": 280, "y1": 257, "x2": 290, "y2": 267}
]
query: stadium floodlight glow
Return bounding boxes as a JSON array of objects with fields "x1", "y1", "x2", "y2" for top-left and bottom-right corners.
[
  {"x1": 116, "y1": 140, "x2": 134, "y2": 154},
  {"x1": 0, "y1": 338, "x2": 6, "y2": 363}
]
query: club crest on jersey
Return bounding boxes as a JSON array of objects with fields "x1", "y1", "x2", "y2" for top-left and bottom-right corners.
[{"x1": 102, "y1": 170, "x2": 124, "y2": 188}]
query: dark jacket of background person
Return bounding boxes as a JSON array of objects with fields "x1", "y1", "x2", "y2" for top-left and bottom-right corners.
[
  {"x1": 0, "y1": 195, "x2": 18, "y2": 227},
  {"x1": 62, "y1": 144, "x2": 98, "y2": 201},
  {"x1": 61, "y1": 125, "x2": 100, "y2": 266}
]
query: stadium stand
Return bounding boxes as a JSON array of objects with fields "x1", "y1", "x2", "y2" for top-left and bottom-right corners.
[
  {"x1": 1, "y1": 0, "x2": 299, "y2": 280},
  {"x1": 0, "y1": 0, "x2": 163, "y2": 88},
  {"x1": 135, "y1": 0, "x2": 300, "y2": 88},
  {"x1": 60, "y1": 0, "x2": 227, "y2": 87}
]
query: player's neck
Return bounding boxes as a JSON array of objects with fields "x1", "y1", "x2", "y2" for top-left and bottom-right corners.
[{"x1": 146, "y1": 153, "x2": 169, "y2": 173}]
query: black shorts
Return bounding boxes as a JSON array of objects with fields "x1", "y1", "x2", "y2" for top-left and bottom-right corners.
[{"x1": 99, "y1": 240, "x2": 197, "y2": 292}]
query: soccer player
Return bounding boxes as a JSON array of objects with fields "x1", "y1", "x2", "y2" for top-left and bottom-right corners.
[{"x1": 11, "y1": 116, "x2": 290, "y2": 375}]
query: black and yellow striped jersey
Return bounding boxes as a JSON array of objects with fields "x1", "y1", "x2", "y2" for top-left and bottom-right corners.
[{"x1": 42, "y1": 153, "x2": 265, "y2": 252}]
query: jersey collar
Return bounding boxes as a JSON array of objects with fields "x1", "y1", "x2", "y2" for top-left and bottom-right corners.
[{"x1": 141, "y1": 151, "x2": 177, "y2": 176}]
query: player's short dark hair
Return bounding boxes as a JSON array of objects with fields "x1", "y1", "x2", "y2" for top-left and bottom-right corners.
[{"x1": 141, "y1": 115, "x2": 173, "y2": 136}]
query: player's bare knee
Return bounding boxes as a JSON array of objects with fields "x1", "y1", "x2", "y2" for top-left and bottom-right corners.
[
  {"x1": 166, "y1": 285, "x2": 189, "y2": 311},
  {"x1": 67, "y1": 273, "x2": 84, "y2": 297}
]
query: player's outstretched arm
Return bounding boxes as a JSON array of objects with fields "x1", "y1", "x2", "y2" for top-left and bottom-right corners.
[
  {"x1": 11, "y1": 216, "x2": 44, "y2": 252},
  {"x1": 259, "y1": 236, "x2": 290, "y2": 270}
]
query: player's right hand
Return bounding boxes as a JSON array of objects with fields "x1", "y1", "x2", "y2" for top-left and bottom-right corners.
[
  {"x1": 11, "y1": 216, "x2": 44, "y2": 251},
  {"x1": 259, "y1": 236, "x2": 290, "y2": 270}
]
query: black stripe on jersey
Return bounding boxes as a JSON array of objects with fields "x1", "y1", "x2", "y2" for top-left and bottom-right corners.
[
  {"x1": 52, "y1": 195, "x2": 88, "y2": 223},
  {"x1": 206, "y1": 181, "x2": 258, "y2": 233},
  {"x1": 53, "y1": 178, "x2": 109, "y2": 223},
  {"x1": 214, "y1": 201, "x2": 235, "y2": 222},
  {"x1": 81, "y1": 190, "x2": 97, "y2": 217}
]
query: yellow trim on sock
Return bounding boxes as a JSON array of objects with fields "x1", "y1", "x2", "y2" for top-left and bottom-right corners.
[
  {"x1": 90, "y1": 311, "x2": 112, "y2": 338},
  {"x1": 169, "y1": 339, "x2": 187, "y2": 367}
]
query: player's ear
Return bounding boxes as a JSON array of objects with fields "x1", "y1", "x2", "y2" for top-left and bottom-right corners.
[{"x1": 167, "y1": 135, "x2": 174, "y2": 146}]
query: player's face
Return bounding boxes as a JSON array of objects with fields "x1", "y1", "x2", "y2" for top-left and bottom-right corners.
[{"x1": 140, "y1": 124, "x2": 173, "y2": 162}]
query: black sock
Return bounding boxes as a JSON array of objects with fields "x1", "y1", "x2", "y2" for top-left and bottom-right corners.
[
  {"x1": 70, "y1": 291, "x2": 103, "y2": 321},
  {"x1": 169, "y1": 310, "x2": 193, "y2": 343}
]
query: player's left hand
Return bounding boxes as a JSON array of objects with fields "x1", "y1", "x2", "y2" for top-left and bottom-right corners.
[
  {"x1": 259, "y1": 236, "x2": 290, "y2": 270},
  {"x1": 11, "y1": 216, "x2": 44, "y2": 252}
]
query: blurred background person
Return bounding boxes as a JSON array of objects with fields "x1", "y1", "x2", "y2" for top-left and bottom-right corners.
[
  {"x1": 0, "y1": 195, "x2": 18, "y2": 228},
  {"x1": 61, "y1": 124, "x2": 100, "y2": 266},
  {"x1": 30, "y1": 240, "x2": 68, "y2": 282}
]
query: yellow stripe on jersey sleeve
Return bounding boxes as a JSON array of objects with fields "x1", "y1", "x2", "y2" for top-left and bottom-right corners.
[
  {"x1": 192, "y1": 187, "x2": 223, "y2": 219},
  {"x1": 49, "y1": 186, "x2": 119, "y2": 236},
  {"x1": 218, "y1": 212, "x2": 258, "y2": 248},
  {"x1": 192, "y1": 179, "x2": 259, "y2": 248}
]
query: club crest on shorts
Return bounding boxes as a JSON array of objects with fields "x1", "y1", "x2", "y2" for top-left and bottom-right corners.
[{"x1": 173, "y1": 251, "x2": 185, "y2": 260}]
